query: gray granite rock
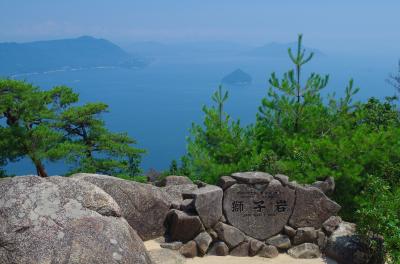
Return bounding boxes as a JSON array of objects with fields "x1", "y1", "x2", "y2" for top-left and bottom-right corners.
[
  {"x1": 161, "y1": 176, "x2": 193, "y2": 186},
  {"x1": 293, "y1": 227, "x2": 317, "y2": 245},
  {"x1": 194, "y1": 232, "x2": 212, "y2": 255},
  {"x1": 209, "y1": 229, "x2": 218, "y2": 241},
  {"x1": 289, "y1": 186, "x2": 341, "y2": 229},
  {"x1": 288, "y1": 243, "x2": 321, "y2": 259},
  {"x1": 180, "y1": 199, "x2": 194, "y2": 212},
  {"x1": 322, "y1": 215, "x2": 342, "y2": 235},
  {"x1": 231, "y1": 171, "x2": 273, "y2": 184},
  {"x1": 186, "y1": 185, "x2": 223, "y2": 229},
  {"x1": 179, "y1": 240, "x2": 198, "y2": 258},
  {"x1": 258, "y1": 245, "x2": 279, "y2": 258},
  {"x1": 317, "y1": 230, "x2": 327, "y2": 249},
  {"x1": 284, "y1": 225, "x2": 297, "y2": 237},
  {"x1": 266, "y1": 234, "x2": 291, "y2": 250},
  {"x1": 218, "y1": 176, "x2": 237, "y2": 190},
  {"x1": 0, "y1": 176, "x2": 152, "y2": 264},
  {"x1": 274, "y1": 174, "x2": 289, "y2": 185},
  {"x1": 165, "y1": 209, "x2": 204, "y2": 242},
  {"x1": 223, "y1": 183, "x2": 295, "y2": 240},
  {"x1": 325, "y1": 221, "x2": 371, "y2": 264},
  {"x1": 208, "y1": 241, "x2": 229, "y2": 256},
  {"x1": 230, "y1": 242, "x2": 249, "y2": 257},
  {"x1": 72, "y1": 173, "x2": 171, "y2": 241},
  {"x1": 161, "y1": 184, "x2": 198, "y2": 204},
  {"x1": 147, "y1": 248, "x2": 185, "y2": 264},
  {"x1": 214, "y1": 222, "x2": 246, "y2": 249},
  {"x1": 248, "y1": 238, "x2": 264, "y2": 256}
]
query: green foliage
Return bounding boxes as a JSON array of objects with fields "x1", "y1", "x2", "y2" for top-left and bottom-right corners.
[
  {"x1": 0, "y1": 79, "x2": 144, "y2": 179},
  {"x1": 356, "y1": 176, "x2": 400, "y2": 264},
  {"x1": 57, "y1": 102, "x2": 144, "y2": 177},
  {"x1": 181, "y1": 35, "x2": 400, "y2": 231},
  {"x1": 169, "y1": 160, "x2": 178, "y2": 175},
  {"x1": 182, "y1": 86, "x2": 256, "y2": 183},
  {"x1": 0, "y1": 79, "x2": 78, "y2": 176}
]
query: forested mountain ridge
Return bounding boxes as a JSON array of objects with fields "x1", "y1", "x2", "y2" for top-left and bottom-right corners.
[{"x1": 0, "y1": 36, "x2": 147, "y2": 76}]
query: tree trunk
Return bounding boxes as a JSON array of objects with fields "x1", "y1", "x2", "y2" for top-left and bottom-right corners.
[{"x1": 34, "y1": 159, "x2": 48, "y2": 177}]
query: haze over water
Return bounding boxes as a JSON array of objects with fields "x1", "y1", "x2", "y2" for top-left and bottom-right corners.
[{"x1": 1, "y1": 1, "x2": 399, "y2": 175}]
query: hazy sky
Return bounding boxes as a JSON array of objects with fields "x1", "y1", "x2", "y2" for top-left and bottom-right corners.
[{"x1": 1, "y1": 1, "x2": 399, "y2": 54}]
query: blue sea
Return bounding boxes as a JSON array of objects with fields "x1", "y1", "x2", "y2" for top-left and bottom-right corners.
[{"x1": 5, "y1": 53, "x2": 397, "y2": 175}]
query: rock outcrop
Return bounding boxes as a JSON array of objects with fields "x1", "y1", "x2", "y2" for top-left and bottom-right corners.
[
  {"x1": 325, "y1": 221, "x2": 371, "y2": 264},
  {"x1": 162, "y1": 171, "x2": 346, "y2": 260},
  {"x1": 223, "y1": 180, "x2": 295, "y2": 240},
  {"x1": 185, "y1": 185, "x2": 223, "y2": 229},
  {"x1": 0, "y1": 176, "x2": 152, "y2": 264},
  {"x1": 72, "y1": 173, "x2": 171, "y2": 241},
  {"x1": 289, "y1": 186, "x2": 341, "y2": 229}
]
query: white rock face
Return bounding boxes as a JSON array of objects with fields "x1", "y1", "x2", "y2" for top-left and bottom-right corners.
[{"x1": 0, "y1": 176, "x2": 152, "y2": 264}]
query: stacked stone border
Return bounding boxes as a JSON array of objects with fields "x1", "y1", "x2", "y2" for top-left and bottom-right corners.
[{"x1": 161, "y1": 172, "x2": 351, "y2": 260}]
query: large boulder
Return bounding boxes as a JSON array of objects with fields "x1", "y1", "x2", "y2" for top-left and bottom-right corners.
[
  {"x1": 164, "y1": 209, "x2": 204, "y2": 242},
  {"x1": 289, "y1": 186, "x2": 341, "y2": 229},
  {"x1": 223, "y1": 180, "x2": 295, "y2": 240},
  {"x1": 0, "y1": 176, "x2": 152, "y2": 264},
  {"x1": 325, "y1": 222, "x2": 371, "y2": 264},
  {"x1": 72, "y1": 173, "x2": 171, "y2": 241},
  {"x1": 185, "y1": 185, "x2": 223, "y2": 228}
]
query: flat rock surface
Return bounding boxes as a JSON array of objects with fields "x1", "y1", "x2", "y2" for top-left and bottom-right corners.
[
  {"x1": 223, "y1": 183, "x2": 295, "y2": 240},
  {"x1": 0, "y1": 176, "x2": 152, "y2": 264},
  {"x1": 289, "y1": 186, "x2": 341, "y2": 229},
  {"x1": 231, "y1": 172, "x2": 273, "y2": 184},
  {"x1": 72, "y1": 173, "x2": 171, "y2": 241},
  {"x1": 145, "y1": 239, "x2": 337, "y2": 264},
  {"x1": 188, "y1": 185, "x2": 223, "y2": 228}
]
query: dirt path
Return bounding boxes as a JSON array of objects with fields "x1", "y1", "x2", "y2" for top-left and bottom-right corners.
[{"x1": 145, "y1": 240, "x2": 337, "y2": 264}]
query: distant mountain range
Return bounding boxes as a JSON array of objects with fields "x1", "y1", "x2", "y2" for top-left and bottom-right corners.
[
  {"x1": 123, "y1": 41, "x2": 323, "y2": 59},
  {"x1": 0, "y1": 36, "x2": 147, "y2": 76},
  {"x1": 0, "y1": 36, "x2": 324, "y2": 76}
]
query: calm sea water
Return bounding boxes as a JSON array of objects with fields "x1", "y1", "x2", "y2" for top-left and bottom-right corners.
[{"x1": 5, "y1": 54, "x2": 397, "y2": 175}]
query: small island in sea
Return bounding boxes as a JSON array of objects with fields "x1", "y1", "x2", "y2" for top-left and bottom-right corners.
[{"x1": 221, "y1": 68, "x2": 252, "y2": 86}]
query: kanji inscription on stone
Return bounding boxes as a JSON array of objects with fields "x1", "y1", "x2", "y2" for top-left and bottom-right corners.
[{"x1": 223, "y1": 182, "x2": 295, "y2": 240}]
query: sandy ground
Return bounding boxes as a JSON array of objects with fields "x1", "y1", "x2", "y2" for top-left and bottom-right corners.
[{"x1": 145, "y1": 240, "x2": 338, "y2": 264}]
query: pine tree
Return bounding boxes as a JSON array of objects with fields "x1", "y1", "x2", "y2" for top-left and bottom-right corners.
[
  {"x1": 259, "y1": 34, "x2": 329, "y2": 134},
  {"x1": 0, "y1": 80, "x2": 78, "y2": 177},
  {"x1": 57, "y1": 102, "x2": 144, "y2": 176}
]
